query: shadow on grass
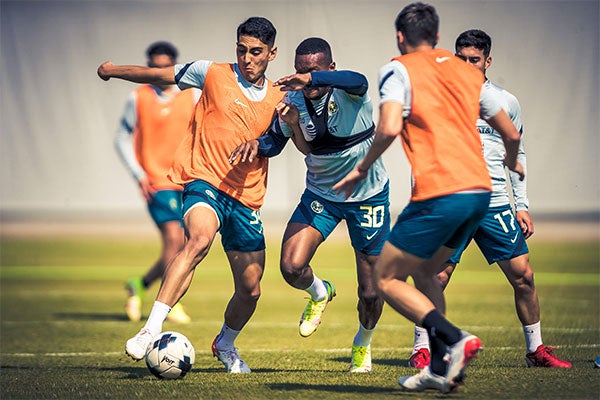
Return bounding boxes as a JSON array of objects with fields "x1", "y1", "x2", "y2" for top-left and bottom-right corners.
[
  {"x1": 329, "y1": 355, "x2": 408, "y2": 368},
  {"x1": 54, "y1": 312, "x2": 129, "y2": 321},
  {"x1": 268, "y1": 383, "x2": 398, "y2": 395}
]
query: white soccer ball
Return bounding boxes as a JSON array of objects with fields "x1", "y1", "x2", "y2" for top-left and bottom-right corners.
[{"x1": 145, "y1": 331, "x2": 195, "y2": 379}]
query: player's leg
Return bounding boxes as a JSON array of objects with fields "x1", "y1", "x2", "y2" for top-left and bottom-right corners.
[
  {"x1": 476, "y1": 204, "x2": 570, "y2": 368},
  {"x1": 211, "y1": 197, "x2": 266, "y2": 373},
  {"x1": 125, "y1": 190, "x2": 185, "y2": 322},
  {"x1": 125, "y1": 183, "x2": 220, "y2": 360},
  {"x1": 409, "y1": 255, "x2": 460, "y2": 369},
  {"x1": 388, "y1": 193, "x2": 488, "y2": 392},
  {"x1": 281, "y1": 190, "x2": 339, "y2": 337},
  {"x1": 349, "y1": 251, "x2": 383, "y2": 372},
  {"x1": 345, "y1": 189, "x2": 389, "y2": 372},
  {"x1": 497, "y1": 254, "x2": 571, "y2": 368},
  {"x1": 211, "y1": 249, "x2": 264, "y2": 373}
]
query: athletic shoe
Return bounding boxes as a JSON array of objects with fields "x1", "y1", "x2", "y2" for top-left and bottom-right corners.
[
  {"x1": 125, "y1": 329, "x2": 154, "y2": 361},
  {"x1": 349, "y1": 344, "x2": 372, "y2": 373},
  {"x1": 124, "y1": 277, "x2": 145, "y2": 322},
  {"x1": 124, "y1": 296, "x2": 142, "y2": 322},
  {"x1": 166, "y1": 303, "x2": 191, "y2": 324},
  {"x1": 525, "y1": 345, "x2": 572, "y2": 368},
  {"x1": 398, "y1": 366, "x2": 456, "y2": 393},
  {"x1": 211, "y1": 336, "x2": 251, "y2": 373},
  {"x1": 299, "y1": 280, "x2": 336, "y2": 337},
  {"x1": 408, "y1": 347, "x2": 431, "y2": 369},
  {"x1": 594, "y1": 356, "x2": 600, "y2": 368},
  {"x1": 444, "y1": 331, "x2": 482, "y2": 388}
]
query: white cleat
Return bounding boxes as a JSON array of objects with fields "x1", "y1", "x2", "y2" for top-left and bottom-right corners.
[
  {"x1": 125, "y1": 329, "x2": 154, "y2": 361},
  {"x1": 398, "y1": 366, "x2": 455, "y2": 393},
  {"x1": 212, "y1": 336, "x2": 251, "y2": 373}
]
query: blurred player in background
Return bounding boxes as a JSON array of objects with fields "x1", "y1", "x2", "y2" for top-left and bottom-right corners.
[
  {"x1": 407, "y1": 29, "x2": 571, "y2": 370},
  {"x1": 114, "y1": 41, "x2": 198, "y2": 324},
  {"x1": 99, "y1": 16, "x2": 283, "y2": 373},
  {"x1": 334, "y1": 2, "x2": 524, "y2": 393},
  {"x1": 230, "y1": 37, "x2": 389, "y2": 373}
]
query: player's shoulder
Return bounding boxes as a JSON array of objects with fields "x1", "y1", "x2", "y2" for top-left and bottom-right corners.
[{"x1": 486, "y1": 80, "x2": 521, "y2": 110}]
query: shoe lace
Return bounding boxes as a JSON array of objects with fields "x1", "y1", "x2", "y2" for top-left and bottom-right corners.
[{"x1": 303, "y1": 298, "x2": 326, "y2": 320}]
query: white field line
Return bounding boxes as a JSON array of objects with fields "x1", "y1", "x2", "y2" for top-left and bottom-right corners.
[{"x1": 3, "y1": 344, "x2": 599, "y2": 358}]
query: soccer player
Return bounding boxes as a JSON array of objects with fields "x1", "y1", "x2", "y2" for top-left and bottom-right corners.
[
  {"x1": 98, "y1": 16, "x2": 284, "y2": 373},
  {"x1": 230, "y1": 37, "x2": 390, "y2": 373},
  {"x1": 333, "y1": 2, "x2": 524, "y2": 393},
  {"x1": 407, "y1": 29, "x2": 571, "y2": 370},
  {"x1": 114, "y1": 41, "x2": 197, "y2": 325}
]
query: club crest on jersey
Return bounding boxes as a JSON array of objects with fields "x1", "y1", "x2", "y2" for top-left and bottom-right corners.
[
  {"x1": 205, "y1": 189, "x2": 216, "y2": 200},
  {"x1": 328, "y1": 100, "x2": 338, "y2": 114},
  {"x1": 310, "y1": 200, "x2": 324, "y2": 214}
]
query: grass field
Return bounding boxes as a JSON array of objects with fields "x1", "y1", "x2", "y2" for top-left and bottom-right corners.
[{"x1": 0, "y1": 234, "x2": 598, "y2": 399}]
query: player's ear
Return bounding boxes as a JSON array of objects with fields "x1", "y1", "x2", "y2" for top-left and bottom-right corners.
[
  {"x1": 485, "y1": 56, "x2": 492, "y2": 70},
  {"x1": 329, "y1": 61, "x2": 336, "y2": 71},
  {"x1": 268, "y1": 46, "x2": 277, "y2": 62}
]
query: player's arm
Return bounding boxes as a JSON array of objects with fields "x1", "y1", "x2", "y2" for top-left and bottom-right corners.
[
  {"x1": 113, "y1": 93, "x2": 154, "y2": 201},
  {"x1": 485, "y1": 110, "x2": 523, "y2": 180},
  {"x1": 333, "y1": 101, "x2": 401, "y2": 198},
  {"x1": 98, "y1": 61, "x2": 175, "y2": 85},
  {"x1": 274, "y1": 70, "x2": 368, "y2": 96}
]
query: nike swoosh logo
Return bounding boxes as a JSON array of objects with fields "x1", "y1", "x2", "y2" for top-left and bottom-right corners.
[
  {"x1": 234, "y1": 98, "x2": 249, "y2": 108},
  {"x1": 366, "y1": 231, "x2": 379, "y2": 241},
  {"x1": 435, "y1": 56, "x2": 451, "y2": 63},
  {"x1": 510, "y1": 232, "x2": 518, "y2": 243}
]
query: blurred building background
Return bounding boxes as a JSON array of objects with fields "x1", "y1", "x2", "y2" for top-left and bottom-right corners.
[{"x1": 1, "y1": 0, "x2": 598, "y2": 239}]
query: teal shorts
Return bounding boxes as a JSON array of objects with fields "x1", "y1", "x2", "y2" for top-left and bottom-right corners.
[
  {"x1": 147, "y1": 190, "x2": 183, "y2": 225},
  {"x1": 388, "y1": 192, "x2": 491, "y2": 259},
  {"x1": 182, "y1": 180, "x2": 265, "y2": 252},
  {"x1": 289, "y1": 183, "x2": 390, "y2": 255},
  {"x1": 449, "y1": 204, "x2": 529, "y2": 264}
]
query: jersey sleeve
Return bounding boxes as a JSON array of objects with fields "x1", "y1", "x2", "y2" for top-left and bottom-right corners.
[
  {"x1": 378, "y1": 60, "x2": 412, "y2": 117},
  {"x1": 174, "y1": 60, "x2": 213, "y2": 90},
  {"x1": 310, "y1": 70, "x2": 368, "y2": 96},
  {"x1": 114, "y1": 91, "x2": 145, "y2": 181}
]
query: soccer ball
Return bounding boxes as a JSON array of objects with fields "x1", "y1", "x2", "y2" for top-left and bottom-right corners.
[{"x1": 145, "y1": 331, "x2": 195, "y2": 379}]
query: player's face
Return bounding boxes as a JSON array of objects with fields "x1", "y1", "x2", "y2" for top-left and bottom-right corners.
[
  {"x1": 236, "y1": 35, "x2": 277, "y2": 86},
  {"x1": 455, "y1": 46, "x2": 491, "y2": 74},
  {"x1": 294, "y1": 52, "x2": 335, "y2": 100}
]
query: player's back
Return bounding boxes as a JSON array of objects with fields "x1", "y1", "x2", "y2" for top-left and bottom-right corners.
[{"x1": 393, "y1": 48, "x2": 491, "y2": 201}]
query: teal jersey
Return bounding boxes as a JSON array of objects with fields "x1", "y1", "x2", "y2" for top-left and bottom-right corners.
[{"x1": 282, "y1": 86, "x2": 388, "y2": 203}]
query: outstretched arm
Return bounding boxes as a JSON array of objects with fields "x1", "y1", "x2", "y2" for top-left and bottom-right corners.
[
  {"x1": 274, "y1": 70, "x2": 368, "y2": 96},
  {"x1": 333, "y1": 101, "x2": 402, "y2": 198},
  {"x1": 97, "y1": 61, "x2": 175, "y2": 85}
]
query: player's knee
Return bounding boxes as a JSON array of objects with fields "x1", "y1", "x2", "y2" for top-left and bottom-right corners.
[
  {"x1": 183, "y1": 235, "x2": 211, "y2": 262},
  {"x1": 358, "y1": 292, "x2": 383, "y2": 312},
  {"x1": 280, "y1": 257, "x2": 306, "y2": 283},
  {"x1": 513, "y1": 268, "x2": 536, "y2": 293}
]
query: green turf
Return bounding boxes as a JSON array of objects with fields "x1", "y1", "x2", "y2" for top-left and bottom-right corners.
[{"x1": 0, "y1": 237, "x2": 598, "y2": 399}]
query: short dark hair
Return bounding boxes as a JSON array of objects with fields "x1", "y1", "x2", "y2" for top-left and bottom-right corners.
[
  {"x1": 145, "y1": 41, "x2": 178, "y2": 60},
  {"x1": 394, "y1": 2, "x2": 439, "y2": 47},
  {"x1": 237, "y1": 16, "x2": 277, "y2": 47},
  {"x1": 455, "y1": 29, "x2": 492, "y2": 58},
  {"x1": 295, "y1": 37, "x2": 333, "y2": 64}
]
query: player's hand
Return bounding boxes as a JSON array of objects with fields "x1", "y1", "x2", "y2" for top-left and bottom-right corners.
[
  {"x1": 276, "y1": 101, "x2": 299, "y2": 125},
  {"x1": 229, "y1": 140, "x2": 259, "y2": 164},
  {"x1": 137, "y1": 176, "x2": 155, "y2": 202},
  {"x1": 97, "y1": 61, "x2": 113, "y2": 81},
  {"x1": 332, "y1": 167, "x2": 368, "y2": 199},
  {"x1": 516, "y1": 210, "x2": 534, "y2": 239},
  {"x1": 273, "y1": 73, "x2": 311, "y2": 91},
  {"x1": 505, "y1": 159, "x2": 525, "y2": 181}
]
